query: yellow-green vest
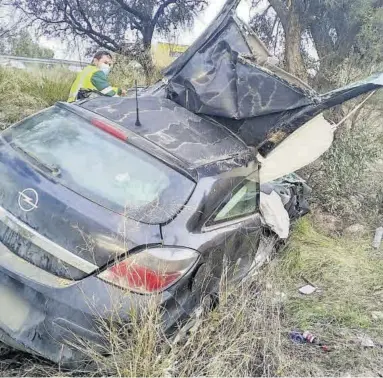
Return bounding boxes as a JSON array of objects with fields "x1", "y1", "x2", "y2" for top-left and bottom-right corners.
[{"x1": 68, "y1": 65, "x2": 100, "y2": 103}]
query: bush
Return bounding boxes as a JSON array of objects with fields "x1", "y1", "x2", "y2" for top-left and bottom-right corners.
[
  {"x1": 109, "y1": 55, "x2": 162, "y2": 88},
  {"x1": 304, "y1": 108, "x2": 383, "y2": 225},
  {"x1": 0, "y1": 66, "x2": 75, "y2": 128}
]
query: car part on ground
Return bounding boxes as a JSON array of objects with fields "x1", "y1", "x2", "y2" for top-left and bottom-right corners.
[{"x1": 0, "y1": 0, "x2": 381, "y2": 368}]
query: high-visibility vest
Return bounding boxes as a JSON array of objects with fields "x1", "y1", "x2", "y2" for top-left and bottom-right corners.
[{"x1": 68, "y1": 65, "x2": 100, "y2": 103}]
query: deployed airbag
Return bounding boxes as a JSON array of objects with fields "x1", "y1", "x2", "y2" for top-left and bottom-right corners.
[{"x1": 259, "y1": 114, "x2": 334, "y2": 183}]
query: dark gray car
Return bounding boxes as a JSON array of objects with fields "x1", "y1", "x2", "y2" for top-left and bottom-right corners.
[{"x1": 0, "y1": 0, "x2": 381, "y2": 366}]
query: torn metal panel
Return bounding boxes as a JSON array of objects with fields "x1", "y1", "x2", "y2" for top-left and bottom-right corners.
[
  {"x1": 163, "y1": 17, "x2": 315, "y2": 120},
  {"x1": 258, "y1": 114, "x2": 334, "y2": 183},
  {"x1": 260, "y1": 191, "x2": 290, "y2": 239},
  {"x1": 161, "y1": 0, "x2": 382, "y2": 156}
]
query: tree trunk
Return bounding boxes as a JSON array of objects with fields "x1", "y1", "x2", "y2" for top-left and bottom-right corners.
[
  {"x1": 139, "y1": 26, "x2": 155, "y2": 85},
  {"x1": 284, "y1": 11, "x2": 307, "y2": 81},
  {"x1": 138, "y1": 47, "x2": 155, "y2": 85}
]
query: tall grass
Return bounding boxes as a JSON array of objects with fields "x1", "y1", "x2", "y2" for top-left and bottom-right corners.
[
  {"x1": 0, "y1": 66, "x2": 75, "y2": 127},
  {"x1": 303, "y1": 99, "x2": 383, "y2": 226},
  {"x1": 0, "y1": 68, "x2": 382, "y2": 377},
  {"x1": 52, "y1": 217, "x2": 382, "y2": 377},
  {"x1": 0, "y1": 62, "x2": 159, "y2": 130}
]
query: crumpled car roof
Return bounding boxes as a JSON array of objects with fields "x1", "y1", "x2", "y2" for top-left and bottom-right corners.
[{"x1": 157, "y1": 0, "x2": 383, "y2": 157}]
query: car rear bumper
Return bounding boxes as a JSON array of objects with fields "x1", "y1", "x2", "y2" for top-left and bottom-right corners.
[{"x1": 0, "y1": 241, "x2": 194, "y2": 366}]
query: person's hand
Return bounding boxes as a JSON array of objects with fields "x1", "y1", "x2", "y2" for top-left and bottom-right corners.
[{"x1": 121, "y1": 89, "x2": 127, "y2": 96}]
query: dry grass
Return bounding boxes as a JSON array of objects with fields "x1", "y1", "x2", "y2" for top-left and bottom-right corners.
[
  {"x1": 274, "y1": 217, "x2": 383, "y2": 376},
  {"x1": 0, "y1": 63, "x2": 157, "y2": 130},
  {"x1": 50, "y1": 218, "x2": 382, "y2": 377},
  {"x1": 0, "y1": 215, "x2": 381, "y2": 377},
  {"x1": 0, "y1": 66, "x2": 75, "y2": 128},
  {"x1": 1, "y1": 68, "x2": 382, "y2": 377}
]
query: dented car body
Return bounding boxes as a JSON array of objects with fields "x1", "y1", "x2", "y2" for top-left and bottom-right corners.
[{"x1": 0, "y1": 0, "x2": 382, "y2": 365}]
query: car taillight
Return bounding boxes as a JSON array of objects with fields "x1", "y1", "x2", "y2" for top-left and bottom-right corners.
[{"x1": 98, "y1": 247, "x2": 199, "y2": 294}]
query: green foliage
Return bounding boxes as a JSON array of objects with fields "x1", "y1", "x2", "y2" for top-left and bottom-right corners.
[
  {"x1": 11, "y1": 31, "x2": 54, "y2": 59},
  {"x1": 307, "y1": 114, "x2": 382, "y2": 223},
  {"x1": 251, "y1": 0, "x2": 383, "y2": 88},
  {"x1": 0, "y1": 30, "x2": 54, "y2": 59},
  {"x1": 109, "y1": 55, "x2": 161, "y2": 88},
  {"x1": 0, "y1": 66, "x2": 75, "y2": 127}
]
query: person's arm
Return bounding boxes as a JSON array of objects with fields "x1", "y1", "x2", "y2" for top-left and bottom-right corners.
[{"x1": 91, "y1": 71, "x2": 122, "y2": 96}]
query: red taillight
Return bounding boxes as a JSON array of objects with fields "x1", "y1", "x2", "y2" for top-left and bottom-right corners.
[
  {"x1": 109, "y1": 262, "x2": 181, "y2": 292},
  {"x1": 91, "y1": 118, "x2": 128, "y2": 141},
  {"x1": 98, "y1": 248, "x2": 199, "y2": 294}
]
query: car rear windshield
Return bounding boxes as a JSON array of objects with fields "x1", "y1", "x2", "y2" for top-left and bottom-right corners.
[{"x1": 3, "y1": 106, "x2": 195, "y2": 224}]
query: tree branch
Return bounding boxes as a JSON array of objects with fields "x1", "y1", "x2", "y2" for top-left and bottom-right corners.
[
  {"x1": 152, "y1": 0, "x2": 178, "y2": 27},
  {"x1": 112, "y1": 0, "x2": 149, "y2": 21},
  {"x1": 72, "y1": 0, "x2": 120, "y2": 49}
]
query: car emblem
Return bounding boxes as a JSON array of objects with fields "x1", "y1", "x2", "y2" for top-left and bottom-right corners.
[{"x1": 18, "y1": 188, "x2": 39, "y2": 212}]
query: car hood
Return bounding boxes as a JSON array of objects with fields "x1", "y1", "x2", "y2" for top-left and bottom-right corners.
[{"x1": 158, "y1": 0, "x2": 382, "y2": 162}]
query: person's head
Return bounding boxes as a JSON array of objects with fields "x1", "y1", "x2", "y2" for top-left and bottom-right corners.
[{"x1": 92, "y1": 51, "x2": 113, "y2": 75}]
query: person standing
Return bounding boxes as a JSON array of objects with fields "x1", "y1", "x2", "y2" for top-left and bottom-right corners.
[{"x1": 68, "y1": 51, "x2": 126, "y2": 102}]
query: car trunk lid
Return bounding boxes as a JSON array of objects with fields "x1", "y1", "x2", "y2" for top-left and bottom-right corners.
[{"x1": 0, "y1": 107, "x2": 194, "y2": 280}]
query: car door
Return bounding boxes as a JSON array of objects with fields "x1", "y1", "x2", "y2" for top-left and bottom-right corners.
[{"x1": 201, "y1": 172, "x2": 262, "y2": 282}]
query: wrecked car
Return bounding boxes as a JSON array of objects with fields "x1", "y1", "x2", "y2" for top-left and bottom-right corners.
[{"x1": 0, "y1": 0, "x2": 382, "y2": 365}]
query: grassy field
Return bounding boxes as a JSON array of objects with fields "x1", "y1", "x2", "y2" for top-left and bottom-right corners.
[
  {"x1": 0, "y1": 66, "x2": 382, "y2": 377},
  {"x1": 0, "y1": 217, "x2": 381, "y2": 377}
]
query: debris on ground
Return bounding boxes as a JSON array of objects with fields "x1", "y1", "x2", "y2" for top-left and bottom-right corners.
[
  {"x1": 299, "y1": 284, "x2": 317, "y2": 295},
  {"x1": 358, "y1": 335, "x2": 375, "y2": 348},
  {"x1": 289, "y1": 330, "x2": 330, "y2": 351},
  {"x1": 371, "y1": 311, "x2": 383, "y2": 320},
  {"x1": 372, "y1": 227, "x2": 383, "y2": 249}
]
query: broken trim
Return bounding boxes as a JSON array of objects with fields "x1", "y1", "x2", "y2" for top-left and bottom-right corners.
[{"x1": 0, "y1": 206, "x2": 98, "y2": 274}]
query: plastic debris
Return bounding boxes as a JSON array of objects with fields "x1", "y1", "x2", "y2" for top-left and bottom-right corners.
[
  {"x1": 289, "y1": 331, "x2": 305, "y2": 343},
  {"x1": 371, "y1": 311, "x2": 383, "y2": 320},
  {"x1": 299, "y1": 284, "x2": 317, "y2": 295},
  {"x1": 359, "y1": 335, "x2": 375, "y2": 348},
  {"x1": 289, "y1": 330, "x2": 330, "y2": 352},
  {"x1": 372, "y1": 227, "x2": 383, "y2": 249}
]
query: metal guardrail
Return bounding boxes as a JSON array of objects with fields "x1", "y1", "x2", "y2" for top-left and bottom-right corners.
[{"x1": 0, "y1": 55, "x2": 88, "y2": 67}]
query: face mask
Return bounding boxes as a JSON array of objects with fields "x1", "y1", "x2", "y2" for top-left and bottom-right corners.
[{"x1": 99, "y1": 63, "x2": 111, "y2": 76}]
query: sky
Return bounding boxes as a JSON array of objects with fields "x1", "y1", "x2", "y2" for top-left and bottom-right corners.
[{"x1": 38, "y1": 0, "x2": 258, "y2": 60}]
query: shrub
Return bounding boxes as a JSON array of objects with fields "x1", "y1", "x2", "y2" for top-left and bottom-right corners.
[
  {"x1": 304, "y1": 107, "x2": 383, "y2": 225},
  {"x1": 0, "y1": 66, "x2": 75, "y2": 127}
]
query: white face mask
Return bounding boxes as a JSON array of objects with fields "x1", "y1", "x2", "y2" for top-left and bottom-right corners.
[{"x1": 99, "y1": 63, "x2": 111, "y2": 76}]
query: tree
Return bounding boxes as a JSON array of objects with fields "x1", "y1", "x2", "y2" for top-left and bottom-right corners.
[
  {"x1": 250, "y1": 0, "x2": 383, "y2": 221},
  {"x1": 251, "y1": 0, "x2": 383, "y2": 86},
  {"x1": 11, "y1": 30, "x2": 54, "y2": 58},
  {"x1": 12, "y1": 0, "x2": 208, "y2": 79},
  {"x1": 0, "y1": 30, "x2": 54, "y2": 58}
]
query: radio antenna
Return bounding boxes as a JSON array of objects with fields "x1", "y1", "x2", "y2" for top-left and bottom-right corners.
[{"x1": 135, "y1": 80, "x2": 141, "y2": 127}]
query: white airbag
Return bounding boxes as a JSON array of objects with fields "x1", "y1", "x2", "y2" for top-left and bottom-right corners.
[{"x1": 259, "y1": 114, "x2": 334, "y2": 183}]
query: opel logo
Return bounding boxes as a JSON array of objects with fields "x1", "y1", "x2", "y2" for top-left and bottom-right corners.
[{"x1": 18, "y1": 188, "x2": 39, "y2": 212}]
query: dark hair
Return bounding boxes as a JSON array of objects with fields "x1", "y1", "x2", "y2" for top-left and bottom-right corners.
[{"x1": 92, "y1": 51, "x2": 112, "y2": 62}]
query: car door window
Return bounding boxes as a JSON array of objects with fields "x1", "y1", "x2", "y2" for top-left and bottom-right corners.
[{"x1": 211, "y1": 179, "x2": 259, "y2": 225}]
